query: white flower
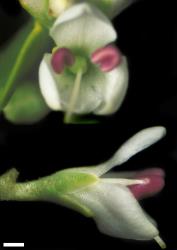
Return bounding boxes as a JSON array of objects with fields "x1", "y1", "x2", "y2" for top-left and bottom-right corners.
[
  {"x1": 59, "y1": 126, "x2": 166, "y2": 247},
  {"x1": 39, "y1": 3, "x2": 128, "y2": 122},
  {"x1": 0, "y1": 126, "x2": 167, "y2": 248}
]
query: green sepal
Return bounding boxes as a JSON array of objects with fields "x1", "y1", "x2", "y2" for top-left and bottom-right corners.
[
  {"x1": 0, "y1": 168, "x2": 98, "y2": 216},
  {"x1": 39, "y1": 169, "x2": 98, "y2": 196},
  {"x1": 4, "y1": 81, "x2": 50, "y2": 124}
]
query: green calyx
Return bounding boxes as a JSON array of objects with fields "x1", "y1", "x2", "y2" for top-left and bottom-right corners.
[
  {"x1": 40, "y1": 169, "x2": 98, "y2": 195},
  {"x1": 69, "y1": 56, "x2": 88, "y2": 75},
  {"x1": 0, "y1": 168, "x2": 98, "y2": 216}
]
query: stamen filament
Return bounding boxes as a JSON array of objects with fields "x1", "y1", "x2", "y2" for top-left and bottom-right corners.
[
  {"x1": 64, "y1": 70, "x2": 83, "y2": 123},
  {"x1": 102, "y1": 178, "x2": 147, "y2": 186},
  {"x1": 154, "y1": 236, "x2": 166, "y2": 249}
]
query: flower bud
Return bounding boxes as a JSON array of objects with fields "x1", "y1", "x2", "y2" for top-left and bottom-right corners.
[
  {"x1": 49, "y1": 0, "x2": 77, "y2": 17},
  {"x1": 19, "y1": 0, "x2": 78, "y2": 27},
  {"x1": 19, "y1": 0, "x2": 53, "y2": 28}
]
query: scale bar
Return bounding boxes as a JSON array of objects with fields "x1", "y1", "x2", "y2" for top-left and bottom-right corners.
[{"x1": 3, "y1": 243, "x2": 24, "y2": 247}]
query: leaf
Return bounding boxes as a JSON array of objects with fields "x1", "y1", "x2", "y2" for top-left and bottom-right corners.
[
  {"x1": 4, "y1": 81, "x2": 50, "y2": 124},
  {"x1": 0, "y1": 19, "x2": 52, "y2": 110}
]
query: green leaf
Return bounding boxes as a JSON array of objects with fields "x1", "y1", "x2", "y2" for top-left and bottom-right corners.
[
  {"x1": 4, "y1": 81, "x2": 50, "y2": 124},
  {"x1": 0, "y1": 19, "x2": 52, "y2": 111}
]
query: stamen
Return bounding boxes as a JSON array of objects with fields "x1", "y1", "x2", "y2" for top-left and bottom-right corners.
[
  {"x1": 154, "y1": 236, "x2": 166, "y2": 249},
  {"x1": 102, "y1": 178, "x2": 147, "y2": 186},
  {"x1": 64, "y1": 70, "x2": 83, "y2": 123},
  {"x1": 91, "y1": 45, "x2": 122, "y2": 72},
  {"x1": 51, "y1": 48, "x2": 75, "y2": 74}
]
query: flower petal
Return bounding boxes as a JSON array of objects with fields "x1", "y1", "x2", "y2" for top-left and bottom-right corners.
[
  {"x1": 39, "y1": 54, "x2": 62, "y2": 110},
  {"x1": 94, "y1": 56, "x2": 128, "y2": 115},
  {"x1": 107, "y1": 126, "x2": 166, "y2": 167},
  {"x1": 87, "y1": 127, "x2": 166, "y2": 176},
  {"x1": 73, "y1": 182, "x2": 159, "y2": 240},
  {"x1": 39, "y1": 54, "x2": 105, "y2": 113},
  {"x1": 50, "y1": 3, "x2": 117, "y2": 54},
  {"x1": 57, "y1": 66, "x2": 104, "y2": 114}
]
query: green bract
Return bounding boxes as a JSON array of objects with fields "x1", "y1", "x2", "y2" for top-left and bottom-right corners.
[
  {"x1": 39, "y1": 3, "x2": 129, "y2": 122},
  {"x1": 0, "y1": 127, "x2": 166, "y2": 248}
]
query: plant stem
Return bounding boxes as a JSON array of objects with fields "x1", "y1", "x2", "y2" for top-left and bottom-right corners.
[{"x1": 0, "y1": 21, "x2": 43, "y2": 110}]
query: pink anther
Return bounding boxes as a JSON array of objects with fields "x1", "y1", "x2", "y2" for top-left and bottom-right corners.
[
  {"x1": 51, "y1": 48, "x2": 75, "y2": 74},
  {"x1": 91, "y1": 45, "x2": 122, "y2": 72}
]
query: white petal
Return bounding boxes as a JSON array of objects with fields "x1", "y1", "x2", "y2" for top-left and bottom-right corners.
[
  {"x1": 50, "y1": 3, "x2": 117, "y2": 54},
  {"x1": 73, "y1": 182, "x2": 159, "y2": 240},
  {"x1": 58, "y1": 65, "x2": 104, "y2": 114},
  {"x1": 39, "y1": 54, "x2": 61, "y2": 110},
  {"x1": 82, "y1": 127, "x2": 166, "y2": 176},
  {"x1": 94, "y1": 56, "x2": 128, "y2": 115},
  {"x1": 40, "y1": 56, "x2": 107, "y2": 114},
  {"x1": 106, "y1": 126, "x2": 166, "y2": 167}
]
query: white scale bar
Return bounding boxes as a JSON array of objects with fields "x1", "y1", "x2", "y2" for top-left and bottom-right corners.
[{"x1": 3, "y1": 243, "x2": 24, "y2": 247}]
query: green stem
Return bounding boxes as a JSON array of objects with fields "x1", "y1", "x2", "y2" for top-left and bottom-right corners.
[
  {"x1": 64, "y1": 70, "x2": 83, "y2": 124},
  {"x1": 0, "y1": 21, "x2": 43, "y2": 110},
  {"x1": 0, "y1": 168, "x2": 39, "y2": 201}
]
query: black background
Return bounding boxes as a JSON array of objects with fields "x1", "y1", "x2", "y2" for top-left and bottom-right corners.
[{"x1": 0, "y1": 0, "x2": 177, "y2": 249}]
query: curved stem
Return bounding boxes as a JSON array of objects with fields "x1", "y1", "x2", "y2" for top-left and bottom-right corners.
[{"x1": 0, "y1": 21, "x2": 43, "y2": 110}]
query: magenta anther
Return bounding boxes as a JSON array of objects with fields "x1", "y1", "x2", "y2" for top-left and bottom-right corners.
[
  {"x1": 91, "y1": 45, "x2": 122, "y2": 72},
  {"x1": 51, "y1": 48, "x2": 75, "y2": 74}
]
